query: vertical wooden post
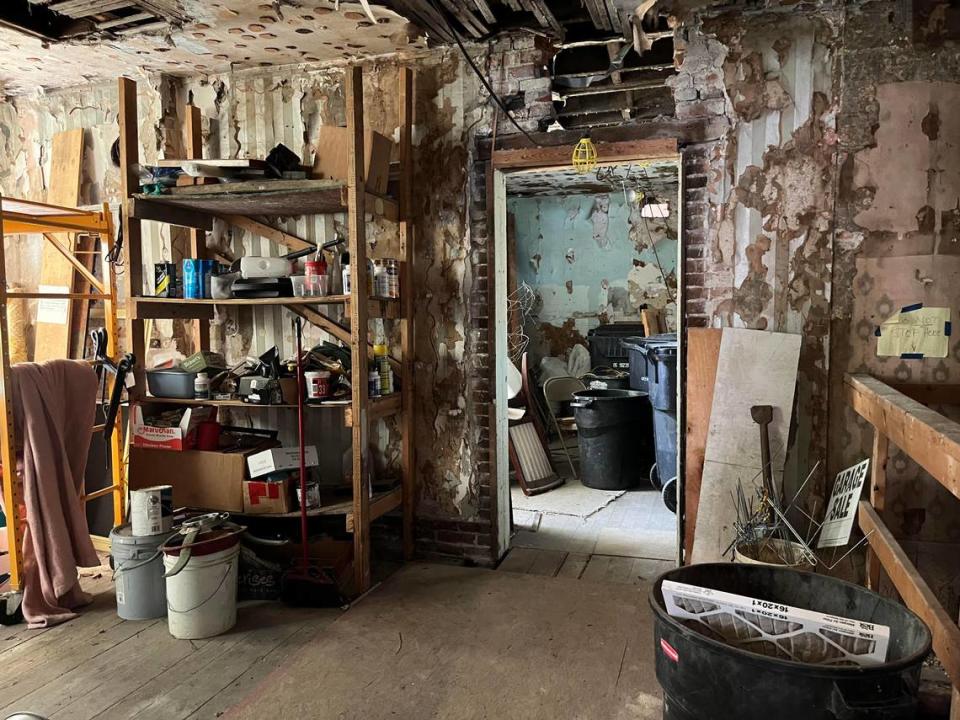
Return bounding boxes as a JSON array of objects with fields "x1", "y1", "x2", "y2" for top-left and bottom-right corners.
[
  {"x1": 346, "y1": 66, "x2": 371, "y2": 594},
  {"x1": 185, "y1": 105, "x2": 210, "y2": 354},
  {"x1": 118, "y1": 77, "x2": 146, "y2": 395},
  {"x1": 0, "y1": 196, "x2": 23, "y2": 591},
  {"x1": 867, "y1": 430, "x2": 889, "y2": 590},
  {"x1": 398, "y1": 67, "x2": 416, "y2": 561},
  {"x1": 101, "y1": 204, "x2": 125, "y2": 528}
]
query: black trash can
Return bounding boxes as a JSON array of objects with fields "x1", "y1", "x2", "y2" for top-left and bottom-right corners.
[
  {"x1": 650, "y1": 564, "x2": 932, "y2": 720},
  {"x1": 622, "y1": 333, "x2": 676, "y2": 396},
  {"x1": 570, "y1": 389, "x2": 653, "y2": 490},
  {"x1": 587, "y1": 323, "x2": 646, "y2": 370}
]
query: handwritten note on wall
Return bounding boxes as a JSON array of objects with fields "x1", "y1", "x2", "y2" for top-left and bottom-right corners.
[{"x1": 876, "y1": 304, "x2": 951, "y2": 359}]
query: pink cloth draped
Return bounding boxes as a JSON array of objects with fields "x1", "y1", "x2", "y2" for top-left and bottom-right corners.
[{"x1": 8, "y1": 360, "x2": 100, "y2": 627}]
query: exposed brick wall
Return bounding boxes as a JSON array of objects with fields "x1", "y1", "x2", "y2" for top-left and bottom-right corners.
[{"x1": 681, "y1": 143, "x2": 713, "y2": 328}]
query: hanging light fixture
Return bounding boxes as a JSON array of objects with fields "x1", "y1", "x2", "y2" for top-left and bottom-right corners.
[{"x1": 571, "y1": 134, "x2": 598, "y2": 174}]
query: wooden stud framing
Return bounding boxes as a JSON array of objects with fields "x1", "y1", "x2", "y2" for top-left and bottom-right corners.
[
  {"x1": 118, "y1": 77, "x2": 147, "y2": 395},
  {"x1": 867, "y1": 430, "x2": 888, "y2": 591},
  {"x1": 399, "y1": 67, "x2": 416, "y2": 561},
  {"x1": 185, "y1": 104, "x2": 210, "y2": 354},
  {"x1": 346, "y1": 66, "x2": 372, "y2": 594}
]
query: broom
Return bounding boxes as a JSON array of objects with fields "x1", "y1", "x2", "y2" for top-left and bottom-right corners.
[{"x1": 280, "y1": 318, "x2": 343, "y2": 607}]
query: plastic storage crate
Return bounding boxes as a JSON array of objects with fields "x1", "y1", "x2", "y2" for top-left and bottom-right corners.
[{"x1": 586, "y1": 323, "x2": 646, "y2": 370}]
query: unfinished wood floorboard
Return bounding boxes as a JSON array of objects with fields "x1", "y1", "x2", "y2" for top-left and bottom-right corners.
[
  {"x1": 185, "y1": 609, "x2": 340, "y2": 720},
  {"x1": 556, "y1": 551, "x2": 590, "y2": 579},
  {"x1": 222, "y1": 564, "x2": 662, "y2": 720},
  {"x1": 93, "y1": 603, "x2": 329, "y2": 720},
  {"x1": 497, "y1": 546, "x2": 567, "y2": 576}
]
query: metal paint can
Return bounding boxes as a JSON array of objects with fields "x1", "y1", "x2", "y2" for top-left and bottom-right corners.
[
  {"x1": 155, "y1": 263, "x2": 178, "y2": 298},
  {"x1": 130, "y1": 485, "x2": 174, "y2": 537},
  {"x1": 183, "y1": 259, "x2": 202, "y2": 299}
]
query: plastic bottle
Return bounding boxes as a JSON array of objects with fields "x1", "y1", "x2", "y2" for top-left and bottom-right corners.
[
  {"x1": 194, "y1": 372, "x2": 211, "y2": 400},
  {"x1": 368, "y1": 369, "x2": 380, "y2": 397},
  {"x1": 341, "y1": 251, "x2": 351, "y2": 294}
]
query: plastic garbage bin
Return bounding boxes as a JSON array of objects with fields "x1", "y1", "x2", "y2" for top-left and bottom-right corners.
[
  {"x1": 587, "y1": 323, "x2": 646, "y2": 370},
  {"x1": 651, "y1": 563, "x2": 932, "y2": 720},
  {"x1": 650, "y1": 407, "x2": 677, "y2": 491},
  {"x1": 622, "y1": 333, "x2": 676, "y2": 400},
  {"x1": 570, "y1": 389, "x2": 653, "y2": 490}
]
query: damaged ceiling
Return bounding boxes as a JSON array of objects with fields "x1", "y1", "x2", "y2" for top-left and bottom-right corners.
[{"x1": 0, "y1": 0, "x2": 425, "y2": 94}]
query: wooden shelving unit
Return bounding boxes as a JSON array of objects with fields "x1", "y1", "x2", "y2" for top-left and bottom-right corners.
[{"x1": 117, "y1": 66, "x2": 416, "y2": 595}]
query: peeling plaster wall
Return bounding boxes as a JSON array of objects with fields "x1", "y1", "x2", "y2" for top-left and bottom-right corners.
[
  {"x1": 830, "y1": 1, "x2": 960, "y2": 567},
  {"x1": 507, "y1": 191, "x2": 678, "y2": 363},
  {"x1": 676, "y1": 0, "x2": 960, "y2": 600}
]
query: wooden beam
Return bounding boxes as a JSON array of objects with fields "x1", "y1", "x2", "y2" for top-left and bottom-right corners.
[
  {"x1": 492, "y1": 138, "x2": 678, "y2": 169},
  {"x1": 220, "y1": 214, "x2": 313, "y2": 252},
  {"x1": 126, "y1": 196, "x2": 213, "y2": 231},
  {"x1": 890, "y1": 383, "x2": 960, "y2": 407},
  {"x1": 184, "y1": 104, "x2": 210, "y2": 354},
  {"x1": 399, "y1": 66, "x2": 416, "y2": 562},
  {"x1": 867, "y1": 431, "x2": 888, "y2": 591},
  {"x1": 859, "y1": 501, "x2": 960, "y2": 685},
  {"x1": 345, "y1": 486, "x2": 403, "y2": 533},
  {"x1": 846, "y1": 374, "x2": 960, "y2": 501},
  {"x1": 346, "y1": 66, "x2": 372, "y2": 595}
]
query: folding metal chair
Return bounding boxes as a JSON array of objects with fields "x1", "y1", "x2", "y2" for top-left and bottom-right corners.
[{"x1": 542, "y1": 376, "x2": 586, "y2": 479}]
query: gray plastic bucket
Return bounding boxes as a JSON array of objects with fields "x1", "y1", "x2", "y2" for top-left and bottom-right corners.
[{"x1": 110, "y1": 524, "x2": 170, "y2": 620}]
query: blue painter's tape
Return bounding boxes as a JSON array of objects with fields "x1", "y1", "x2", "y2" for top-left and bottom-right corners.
[
  {"x1": 946, "y1": 321, "x2": 952, "y2": 337},
  {"x1": 901, "y1": 302, "x2": 923, "y2": 313},
  {"x1": 875, "y1": 327, "x2": 882, "y2": 337},
  {"x1": 901, "y1": 352, "x2": 924, "y2": 359}
]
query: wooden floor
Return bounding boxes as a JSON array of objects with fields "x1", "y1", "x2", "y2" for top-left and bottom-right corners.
[
  {"x1": 0, "y1": 563, "x2": 662, "y2": 720},
  {"x1": 0, "y1": 570, "x2": 339, "y2": 719},
  {"x1": 498, "y1": 546, "x2": 674, "y2": 584}
]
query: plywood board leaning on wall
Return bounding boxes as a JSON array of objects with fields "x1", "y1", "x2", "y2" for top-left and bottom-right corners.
[
  {"x1": 691, "y1": 328, "x2": 801, "y2": 564},
  {"x1": 684, "y1": 328, "x2": 722, "y2": 559},
  {"x1": 35, "y1": 128, "x2": 83, "y2": 361}
]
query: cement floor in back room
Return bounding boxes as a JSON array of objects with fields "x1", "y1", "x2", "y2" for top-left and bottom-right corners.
[{"x1": 0, "y1": 562, "x2": 663, "y2": 720}]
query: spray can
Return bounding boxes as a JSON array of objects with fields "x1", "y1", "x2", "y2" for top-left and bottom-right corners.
[
  {"x1": 183, "y1": 259, "x2": 202, "y2": 299},
  {"x1": 341, "y1": 251, "x2": 351, "y2": 294},
  {"x1": 154, "y1": 263, "x2": 178, "y2": 298}
]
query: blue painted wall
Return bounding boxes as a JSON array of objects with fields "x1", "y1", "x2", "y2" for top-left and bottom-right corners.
[{"x1": 507, "y1": 191, "x2": 677, "y2": 363}]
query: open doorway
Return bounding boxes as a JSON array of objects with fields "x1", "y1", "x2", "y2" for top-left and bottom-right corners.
[{"x1": 493, "y1": 155, "x2": 683, "y2": 579}]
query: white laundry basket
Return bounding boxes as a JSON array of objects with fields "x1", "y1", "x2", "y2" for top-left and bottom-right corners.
[{"x1": 162, "y1": 533, "x2": 240, "y2": 640}]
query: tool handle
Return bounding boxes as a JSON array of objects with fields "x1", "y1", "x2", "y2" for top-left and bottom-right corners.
[{"x1": 295, "y1": 318, "x2": 309, "y2": 568}]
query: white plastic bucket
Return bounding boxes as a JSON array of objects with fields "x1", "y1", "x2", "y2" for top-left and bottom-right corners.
[{"x1": 163, "y1": 543, "x2": 240, "y2": 639}]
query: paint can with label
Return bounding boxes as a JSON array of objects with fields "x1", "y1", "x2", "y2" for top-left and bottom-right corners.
[
  {"x1": 131, "y1": 485, "x2": 174, "y2": 537},
  {"x1": 154, "y1": 263, "x2": 178, "y2": 297},
  {"x1": 304, "y1": 370, "x2": 331, "y2": 400}
]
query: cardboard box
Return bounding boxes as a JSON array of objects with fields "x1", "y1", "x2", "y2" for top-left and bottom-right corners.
[
  {"x1": 312, "y1": 126, "x2": 392, "y2": 194},
  {"x1": 130, "y1": 444, "x2": 270, "y2": 512},
  {"x1": 243, "y1": 478, "x2": 291, "y2": 514},
  {"x1": 660, "y1": 580, "x2": 890, "y2": 667},
  {"x1": 247, "y1": 446, "x2": 319, "y2": 479},
  {"x1": 131, "y1": 404, "x2": 217, "y2": 451}
]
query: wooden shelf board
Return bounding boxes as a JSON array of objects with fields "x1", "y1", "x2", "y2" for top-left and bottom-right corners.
[
  {"x1": 231, "y1": 486, "x2": 402, "y2": 531},
  {"x1": 132, "y1": 179, "x2": 399, "y2": 220},
  {"x1": 131, "y1": 295, "x2": 399, "y2": 320}
]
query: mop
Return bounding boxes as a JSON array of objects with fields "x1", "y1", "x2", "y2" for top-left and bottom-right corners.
[{"x1": 280, "y1": 318, "x2": 343, "y2": 607}]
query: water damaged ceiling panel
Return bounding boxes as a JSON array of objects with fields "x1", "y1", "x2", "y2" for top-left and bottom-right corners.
[{"x1": 0, "y1": 0, "x2": 425, "y2": 94}]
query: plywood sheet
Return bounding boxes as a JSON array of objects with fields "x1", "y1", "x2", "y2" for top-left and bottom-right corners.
[
  {"x1": 691, "y1": 328, "x2": 801, "y2": 563},
  {"x1": 34, "y1": 128, "x2": 83, "y2": 361},
  {"x1": 683, "y1": 328, "x2": 722, "y2": 559}
]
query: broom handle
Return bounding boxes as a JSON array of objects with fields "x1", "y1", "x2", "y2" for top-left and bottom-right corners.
[{"x1": 295, "y1": 318, "x2": 309, "y2": 568}]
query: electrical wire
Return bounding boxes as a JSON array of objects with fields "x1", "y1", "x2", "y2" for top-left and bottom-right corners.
[
  {"x1": 636, "y1": 165, "x2": 676, "y2": 307},
  {"x1": 426, "y1": 0, "x2": 540, "y2": 147}
]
